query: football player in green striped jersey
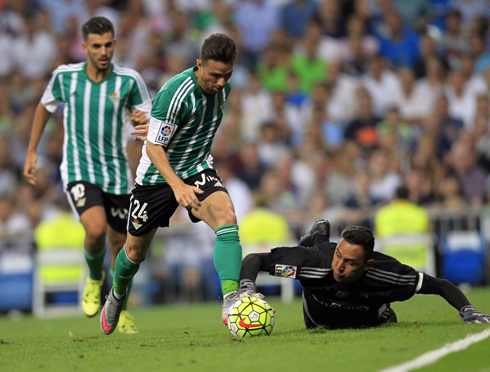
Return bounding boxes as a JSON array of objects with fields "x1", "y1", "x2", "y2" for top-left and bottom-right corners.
[
  {"x1": 24, "y1": 17, "x2": 151, "y2": 334},
  {"x1": 100, "y1": 33, "x2": 245, "y2": 335}
]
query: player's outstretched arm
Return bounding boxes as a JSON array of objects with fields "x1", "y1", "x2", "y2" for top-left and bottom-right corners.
[
  {"x1": 418, "y1": 274, "x2": 490, "y2": 324},
  {"x1": 459, "y1": 306, "x2": 490, "y2": 324},
  {"x1": 24, "y1": 103, "x2": 52, "y2": 185}
]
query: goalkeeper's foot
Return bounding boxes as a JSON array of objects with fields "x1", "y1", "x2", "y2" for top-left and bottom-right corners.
[
  {"x1": 82, "y1": 271, "x2": 105, "y2": 317},
  {"x1": 100, "y1": 287, "x2": 125, "y2": 335},
  {"x1": 221, "y1": 290, "x2": 265, "y2": 325},
  {"x1": 118, "y1": 310, "x2": 139, "y2": 334},
  {"x1": 299, "y1": 219, "x2": 331, "y2": 247}
]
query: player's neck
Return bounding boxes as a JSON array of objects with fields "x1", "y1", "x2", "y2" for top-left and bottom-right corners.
[{"x1": 85, "y1": 62, "x2": 111, "y2": 83}]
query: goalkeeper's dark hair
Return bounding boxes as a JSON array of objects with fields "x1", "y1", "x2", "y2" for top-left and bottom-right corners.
[
  {"x1": 200, "y1": 33, "x2": 237, "y2": 65},
  {"x1": 341, "y1": 226, "x2": 375, "y2": 261},
  {"x1": 82, "y1": 17, "x2": 114, "y2": 41}
]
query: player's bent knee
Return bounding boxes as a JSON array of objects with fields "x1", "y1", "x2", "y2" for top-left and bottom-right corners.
[
  {"x1": 85, "y1": 228, "x2": 107, "y2": 247},
  {"x1": 124, "y1": 238, "x2": 151, "y2": 263},
  {"x1": 124, "y1": 247, "x2": 147, "y2": 263}
]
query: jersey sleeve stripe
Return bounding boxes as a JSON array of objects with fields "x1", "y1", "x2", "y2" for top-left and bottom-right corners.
[
  {"x1": 415, "y1": 273, "x2": 424, "y2": 292},
  {"x1": 58, "y1": 74, "x2": 66, "y2": 102},
  {"x1": 113, "y1": 64, "x2": 151, "y2": 102},
  {"x1": 366, "y1": 272, "x2": 417, "y2": 285},
  {"x1": 369, "y1": 267, "x2": 418, "y2": 279},
  {"x1": 166, "y1": 77, "x2": 193, "y2": 123},
  {"x1": 298, "y1": 268, "x2": 331, "y2": 279}
]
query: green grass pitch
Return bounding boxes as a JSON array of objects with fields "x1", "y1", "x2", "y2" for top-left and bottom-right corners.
[{"x1": 1, "y1": 287, "x2": 489, "y2": 372}]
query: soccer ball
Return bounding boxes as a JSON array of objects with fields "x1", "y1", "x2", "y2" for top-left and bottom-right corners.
[{"x1": 227, "y1": 296, "x2": 275, "y2": 338}]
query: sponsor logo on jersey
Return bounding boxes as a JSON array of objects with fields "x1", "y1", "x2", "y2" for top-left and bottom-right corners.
[
  {"x1": 193, "y1": 174, "x2": 225, "y2": 189},
  {"x1": 274, "y1": 265, "x2": 297, "y2": 278},
  {"x1": 155, "y1": 122, "x2": 176, "y2": 146},
  {"x1": 107, "y1": 91, "x2": 121, "y2": 104},
  {"x1": 220, "y1": 100, "x2": 226, "y2": 112},
  {"x1": 111, "y1": 208, "x2": 128, "y2": 220},
  {"x1": 311, "y1": 294, "x2": 370, "y2": 311}
]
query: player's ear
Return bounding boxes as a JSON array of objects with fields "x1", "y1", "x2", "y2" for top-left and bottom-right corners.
[
  {"x1": 196, "y1": 59, "x2": 202, "y2": 68},
  {"x1": 364, "y1": 259, "x2": 374, "y2": 271}
]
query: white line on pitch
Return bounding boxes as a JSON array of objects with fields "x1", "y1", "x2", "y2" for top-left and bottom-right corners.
[{"x1": 380, "y1": 328, "x2": 490, "y2": 372}]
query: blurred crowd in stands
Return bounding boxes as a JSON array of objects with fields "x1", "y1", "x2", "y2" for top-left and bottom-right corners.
[{"x1": 2, "y1": 0, "x2": 490, "y2": 302}]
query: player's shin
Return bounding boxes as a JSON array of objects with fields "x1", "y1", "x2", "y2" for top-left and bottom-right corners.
[
  {"x1": 214, "y1": 224, "x2": 242, "y2": 295},
  {"x1": 84, "y1": 246, "x2": 105, "y2": 280},
  {"x1": 113, "y1": 247, "x2": 140, "y2": 297},
  {"x1": 215, "y1": 224, "x2": 242, "y2": 324},
  {"x1": 82, "y1": 246, "x2": 106, "y2": 317}
]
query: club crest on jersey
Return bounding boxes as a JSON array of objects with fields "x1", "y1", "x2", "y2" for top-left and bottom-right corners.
[
  {"x1": 336, "y1": 291, "x2": 350, "y2": 298},
  {"x1": 155, "y1": 122, "x2": 176, "y2": 145},
  {"x1": 132, "y1": 219, "x2": 142, "y2": 230},
  {"x1": 76, "y1": 197, "x2": 86, "y2": 207},
  {"x1": 274, "y1": 265, "x2": 297, "y2": 278},
  {"x1": 107, "y1": 91, "x2": 121, "y2": 104}
]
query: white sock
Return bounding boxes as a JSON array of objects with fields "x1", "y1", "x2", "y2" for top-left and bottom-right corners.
[{"x1": 113, "y1": 288, "x2": 125, "y2": 300}]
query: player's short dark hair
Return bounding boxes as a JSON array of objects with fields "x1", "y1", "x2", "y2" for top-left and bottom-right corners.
[
  {"x1": 200, "y1": 33, "x2": 237, "y2": 65},
  {"x1": 341, "y1": 226, "x2": 375, "y2": 261},
  {"x1": 82, "y1": 16, "x2": 114, "y2": 41}
]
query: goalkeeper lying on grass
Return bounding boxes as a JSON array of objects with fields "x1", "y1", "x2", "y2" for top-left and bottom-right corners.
[{"x1": 236, "y1": 220, "x2": 490, "y2": 329}]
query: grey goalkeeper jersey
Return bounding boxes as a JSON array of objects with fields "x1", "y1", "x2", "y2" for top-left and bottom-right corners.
[
  {"x1": 41, "y1": 62, "x2": 151, "y2": 194},
  {"x1": 136, "y1": 66, "x2": 230, "y2": 185}
]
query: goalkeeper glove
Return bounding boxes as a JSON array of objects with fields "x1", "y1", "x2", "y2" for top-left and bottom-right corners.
[{"x1": 459, "y1": 305, "x2": 490, "y2": 324}]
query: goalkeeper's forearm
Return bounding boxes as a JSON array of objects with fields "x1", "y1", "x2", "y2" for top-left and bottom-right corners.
[
  {"x1": 418, "y1": 274, "x2": 470, "y2": 310},
  {"x1": 239, "y1": 253, "x2": 271, "y2": 283}
]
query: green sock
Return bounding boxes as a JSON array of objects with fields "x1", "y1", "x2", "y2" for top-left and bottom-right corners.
[
  {"x1": 84, "y1": 246, "x2": 105, "y2": 280},
  {"x1": 110, "y1": 266, "x2": 132, "y2": 310},
  {"x1": 214, "y1": 224, "x2": 242, "y2": 295},
  {"x1": 113, "y1": 247, "x2": 140, "y2": 297}
]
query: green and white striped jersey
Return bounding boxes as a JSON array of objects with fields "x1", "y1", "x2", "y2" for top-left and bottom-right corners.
[
  {"x1": 136, "y1": 66, "x2": 230, "y2": 185},
  {"x1": 41, "y1": 62, "x2": 151, "y2": 195}
]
